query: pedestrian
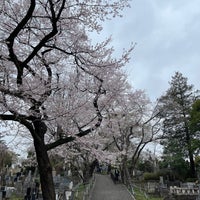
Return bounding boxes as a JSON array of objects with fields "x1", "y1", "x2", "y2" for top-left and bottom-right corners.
[
  {"x1": 114, "y1": 169, "x2": 120, "y2": 182},
  {"x1": 107, "y1": 163, "x2": 111, "y2": 174}
]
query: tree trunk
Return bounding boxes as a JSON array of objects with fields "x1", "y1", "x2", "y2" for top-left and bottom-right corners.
[
  {"x1": 82, "y1": 163, "x2": 92, "y2": 183},
  {"x1": 188, "y1": 150, "x2": 196, "y2": 178},
  {"x1": 34, "y1": 139, "x2": 55, "y2": 200},
  {"x1": 185, "y1": 125, "x2": 196, "y2": 178},
  {"x1": 121, "y1": 156, "x2": 132, "y2": 187}
]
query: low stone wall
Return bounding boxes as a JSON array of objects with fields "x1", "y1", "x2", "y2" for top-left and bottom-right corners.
[
  {"x1": 170, "y1": 186, "x2": 199, "y2": 195},
  {"x1": 168, "y1": 186, "x2": 199, "y2": 200}
]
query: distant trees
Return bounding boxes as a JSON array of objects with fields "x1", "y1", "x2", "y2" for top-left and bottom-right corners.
[
  {"x1": 0, "y1": 139, "x2": 11, "y2": 171},
  {"x1": 158, "y1": 150, "x2": 190, "y2": 180},
  {"x1": 0, "y1": 137, "x2": 14, "y2": 185},
  {"x1": 157, "y1": 72, "x2": 199, "y2": 178}
]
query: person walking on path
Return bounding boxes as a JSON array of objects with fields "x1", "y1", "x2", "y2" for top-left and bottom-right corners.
[
  {"x1": 114, "y1": 169, "x2": 120, "y2": 183},
  {"x1": 107, "y1": 163, "x2": 111, "y2": 174},
  {"x1": 90, "y1": 173, "x2": 135, "y2": 200}
]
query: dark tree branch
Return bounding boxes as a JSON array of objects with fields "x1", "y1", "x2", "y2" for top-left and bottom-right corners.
[
  {"x1": 6, "y1": 0, "x2": 36, "y2": 85},
  {"x1": 46, "y1": 82, "x2": 103, "y2": 151}
]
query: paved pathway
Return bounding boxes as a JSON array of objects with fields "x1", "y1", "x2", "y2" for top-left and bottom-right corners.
[{"x1": 90, "y1": 174, "x2": 134, "y2": 200}]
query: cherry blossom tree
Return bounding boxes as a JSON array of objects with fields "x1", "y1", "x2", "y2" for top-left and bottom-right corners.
[
  {"x1": 0, "y1": 0, "x2": 132, "y2": 199},
  {"x1": 46, "y1": 72, "x2": 131, "y2": 183},
  {"x1": 101, "y1": 89, "x2": 162, "y2": 186}
]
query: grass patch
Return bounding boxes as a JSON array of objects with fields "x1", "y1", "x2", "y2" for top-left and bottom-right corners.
[
  {"x1": 9, "y1": 194, "x2": 23, "y2": 200},
  {"x1": 73, "y1": 183, "x2": 90, "y2": 200},
  {"x1": 134, "y1": 187, "x2": 163, "y2": 200}
]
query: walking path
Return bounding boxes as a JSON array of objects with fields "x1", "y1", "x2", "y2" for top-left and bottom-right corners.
[{"x1": 90, "y1": 174, "x2": 135, "y2": 200}]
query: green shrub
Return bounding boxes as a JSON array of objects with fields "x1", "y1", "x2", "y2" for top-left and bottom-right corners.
[
  {"x1": 186, "y1": 177, "x2": 197, "y2": 182},
  {"x1": 143, "y1": 172, "x2": 160, "y2": 181}
]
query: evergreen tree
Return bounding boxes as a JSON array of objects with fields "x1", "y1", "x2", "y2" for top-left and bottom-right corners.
[{"x1": 158, "y1": 72, "x2": 198, "y2": 178}]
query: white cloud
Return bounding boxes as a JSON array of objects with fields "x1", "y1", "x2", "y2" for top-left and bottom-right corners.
[{"x1": 94, "y1": 0, "x2": 200, "y2": 101}]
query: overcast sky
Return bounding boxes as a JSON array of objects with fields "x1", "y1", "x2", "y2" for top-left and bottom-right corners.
[{"x1": 93, "y1": 0, "x2": 200, "y2": 102}]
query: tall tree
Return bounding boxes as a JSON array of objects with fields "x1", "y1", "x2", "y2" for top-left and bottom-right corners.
[
  {"x1": 157, "y1": 72, "x2": 198, "y2": 178},
  {"x1": 0, "y1": 0, "x2": 132, "y2": 199}
]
